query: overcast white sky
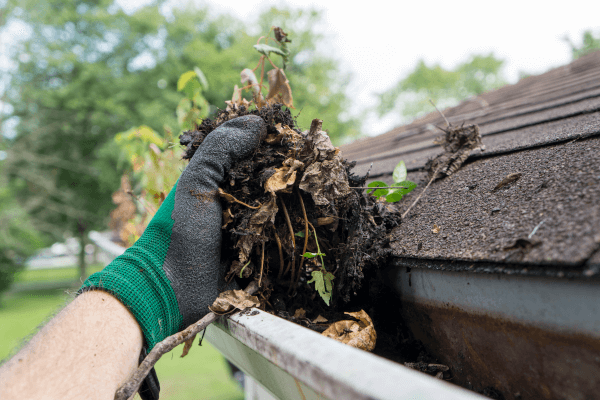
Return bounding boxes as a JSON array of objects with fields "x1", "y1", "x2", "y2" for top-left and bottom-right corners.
[
  {"x1": 3, "y1": 0, "x2": 600, "y2": 138},
  {"x1": 143, "y1": 0, "x2": 600, "y2": 136}
]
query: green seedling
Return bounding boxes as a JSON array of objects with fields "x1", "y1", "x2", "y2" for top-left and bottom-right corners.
[
  {"x1": 303, "y1": 226, "x2": 334, "y2": 306},
  {"x1": 367, "y1": 160, "x2": 417, "y2": 203}
]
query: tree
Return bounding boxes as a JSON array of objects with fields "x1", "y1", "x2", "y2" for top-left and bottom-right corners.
[
  {"x1": 377, "y1": 53, "x2": 506, "y2": 121},
  {"x1": 1, "y1": 1, "x2": 360, "y2": 280},
  {"x1": 564, "y1": 30, "x2": 600, "y2": 60},
  {"x1": 0, "y1": 168, "x2": 43, "y2": 298}
]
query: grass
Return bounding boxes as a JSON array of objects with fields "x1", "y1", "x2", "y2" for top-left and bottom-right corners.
[
  {"x1": 13, "y1": 264, "x2": 104, "y2": 284},
  {"x1": 0, "y1": 266, "x2": 244, "y2": 400}
]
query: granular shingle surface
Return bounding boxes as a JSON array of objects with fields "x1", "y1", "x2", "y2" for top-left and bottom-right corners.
[{"x1": 341, "y1": 51, "x2": 600, "y2": 275}]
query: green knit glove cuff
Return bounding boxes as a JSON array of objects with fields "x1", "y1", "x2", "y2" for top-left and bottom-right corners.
[{"x1": 80, "y1": 186, "x2": 183, "y2": 350}]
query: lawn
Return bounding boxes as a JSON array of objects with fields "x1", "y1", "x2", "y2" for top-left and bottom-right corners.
[{"x1": 0, "y1": 267, "x2": 244, "y2": 400}]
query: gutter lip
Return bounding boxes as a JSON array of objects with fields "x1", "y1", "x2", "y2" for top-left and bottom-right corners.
[{"x1": 208, "y1": 308, "x2": 487, "y2": 400}]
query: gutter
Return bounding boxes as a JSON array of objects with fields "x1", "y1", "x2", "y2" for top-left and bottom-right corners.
[
  {"x1": 205, "y1": 308, "x2": 486, "y2": 400},
  {"x1": 88, "y1": 231, "x2": 487, "y2": 399}
]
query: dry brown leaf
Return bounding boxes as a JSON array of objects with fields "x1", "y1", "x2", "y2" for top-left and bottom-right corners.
[
  {"x1": 265, "y1": 167, "x2": 296, "y2": 194},
  {"x1": 266, "y1": 68, "x2": 293, "y2": 108},
  {"x1": 432, "y1": 224, "x2": 441, "y2": 234},
  {"x1": 236, "y1": 195, "x2": 278, "y2": 262},
  {"x1": 264, "y1": 158, "x2": 304, "y2": 194},
  {"x1": 209, "y1": 289, "x2": 260, "y2": 314},
  {"x1": 299, "y1": 158, "x2": 351, "y2": 206},
  {"x1": 317, "y1": 217, "x2": 336, "y2": 226},
  {"x1": 322, "y1": 310, "x2": 376, "y2": 351},
  {"x1": 275, "y1": 123, "x2": 302, "y2": 143},
  {"x1": 264, "y1": 133, "x2": 284, "y2": 144},
  {"x1": 293, "y1": 308, "x2": 306, "y2": 319},
  {"x1": 180, "y1": 336, "x2": 195, "y2": 358},
  {"x1": 222, "y1": 208, "x2": 234, "y2": 229},
  {"x1": 312, "y1": 315, "x2": 328, "y2": 324}
]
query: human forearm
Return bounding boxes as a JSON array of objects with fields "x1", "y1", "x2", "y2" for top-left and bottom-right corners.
[{"x1": 0, "y1": 291, "x2": 143, "y2": 400}]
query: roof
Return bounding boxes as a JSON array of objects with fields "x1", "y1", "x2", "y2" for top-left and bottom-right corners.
[{"x1": 341, "y1": 51, "x2": 600, "y2": 276}]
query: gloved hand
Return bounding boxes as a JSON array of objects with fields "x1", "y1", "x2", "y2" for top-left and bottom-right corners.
[{"x1": 80, "y1": 115, "x2": 266, "y2": 350}]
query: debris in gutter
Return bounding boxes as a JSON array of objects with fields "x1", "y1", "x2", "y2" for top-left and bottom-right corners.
[{"x1": 322, "y1": 310, "x2": 377, "y2": 351}]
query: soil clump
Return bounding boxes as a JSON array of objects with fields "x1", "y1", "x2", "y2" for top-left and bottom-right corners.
[{"x1": 180, "y1": 104, "x2": 399, "y2": 324}]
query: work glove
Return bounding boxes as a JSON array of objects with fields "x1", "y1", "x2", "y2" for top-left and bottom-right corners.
[{"x1": 80, "y1": 116, "x2": 266, "y2": 397}]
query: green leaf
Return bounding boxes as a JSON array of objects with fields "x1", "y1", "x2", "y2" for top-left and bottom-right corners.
[
  {"x1": 177, "y1": 70, "x2": 197, "y2": 92},
  {"x1": 295, "y1": 231, "x2": 305, "y2": 238},
  {"x1": 193, "y1": 66, "x2": 209, "y2": 91},
  {"x1": 254, "y1": 44, "x2": 287, "y2": 58},
  {"x1": 393, "y1": 180, "x2": 417, "y2": 196},
  {"x1": 302, "y1": 252, "x2": 325, "y2": 259},
  {"x1": 393, "y1": 160, "x2": 407, "y2": 183},
  {"x1": 307, "y1": 270, "x2": 333, "y2": 306},
  {"x1": 385, "y1": 192, "x2": 403, "y2": 203},
  {"x1": 367, "y1": 181, "x2": 388, "y2": 198}
]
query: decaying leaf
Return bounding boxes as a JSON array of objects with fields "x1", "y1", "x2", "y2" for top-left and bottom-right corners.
[
  {"x1": 181, "y1": 336, "x2": 196, "y2": 358},
  {"x1": 298, "y1": 120, "x2": 351, "y2": 206},
  {"x1": 222, "y1": 208, "x2": 234, "y2": 229},
  {"x1": 432, "y1": 224, "x2": 441, "y2": 234},
  {"x1": 209, "y1": 289, "x2": 260, "y2": 314},
  {"x1": 492, "y1": 172, "x2": 522, "y2": 192},
  {"x1": 236, "y1": 195, "x2": 278, "y2": 262},
  {"x1": 312, "y1": 315, "x2": 328, "y2": 324},
  {"x1": 299, "y1": 159, "x2": 351, "y2": 206},
  {"x1": 322, "y1": 310, "x2": 376, "y2": 351},
  {"x1": 266, "y1": 67, "x2": 293, "y2": 108},
  {"x1": 426, "y1": 124, "x2": 485, "y2": 180},
  {"x1": 293, "y1": 308, "x2": 306, "y2": 319},
  {"x1": 264, "y1": 158, "x2": 304, "y2": 194}
]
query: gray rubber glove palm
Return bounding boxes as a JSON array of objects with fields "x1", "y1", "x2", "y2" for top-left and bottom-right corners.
[{"x1": 81, "y1": 115, "x2": 267, "y2": 350}]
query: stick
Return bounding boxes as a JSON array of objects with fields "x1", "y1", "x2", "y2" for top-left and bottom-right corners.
[
  {"x1": 258, "y1": 241, "x2": 265, "y2": 287},
  {"x1": 279, "y1": 195, "x2": 295, "y2": 281},
  {"x1": 274, "y1": 228, "x2": 285, "y2": 280},
  {"x1": 401, "y1": 168, "x2": 440, "y2": 220},
  {"x1": 293, "y1": 190, "x2": 309, "y2": 292},
  {"x1": 114, "y1": 282, "x2": 259, "y2": 400}
]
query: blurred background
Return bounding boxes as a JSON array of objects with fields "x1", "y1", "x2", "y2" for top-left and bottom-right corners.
[{"x1": 1, "y1": 0, "x2": 599, "y2": 398}]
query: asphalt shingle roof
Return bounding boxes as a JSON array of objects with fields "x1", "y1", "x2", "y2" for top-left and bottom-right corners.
[{"x1": 341, "y1": 51, "x2": 600, "y2": 274}]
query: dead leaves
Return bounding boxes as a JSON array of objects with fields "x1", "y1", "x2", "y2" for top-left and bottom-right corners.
[
  {"x1": 322, "y1": 310, "x2": 376, "y2": 352},
  {"x1": 264, "y1": 159, "x2": 304, "y2": 194},
  {"x1": 266, "y1": 68, "x2": 293, "y2": 108},
  {"x1": 426, "y1": 124, "x2": 485, "y2": 181},
  {"x1": 298, "y1": 119, "x2": 351, "y2": 206},
  {"x1": 209, "y1": 289, "x2": 260, "y2": 314}
]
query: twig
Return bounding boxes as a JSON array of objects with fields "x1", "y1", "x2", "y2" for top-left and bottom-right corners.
[
  {"x1": 401, "y1": 168, "x2": 440, "y2": 220},
  {"x1": 114, "y1": 282, "x2": 259, "y2": 400},
  {"x1": 430, "y1": 99, "x2": 450, "y2": 128},
  {"x1": 258, "y1": 240, "x2": 265, "y2": 287},
  {"x1": 351, "y1": 186, "x2": 408, "y2": 190},
  {"x1": 279, "y1": 195, "x2": 295, "y2": 283},
  {"x1": 218, "y1": 189, "x2": 261, "y2": 209},
  {"x1": 273, "y1": 228, "x2": 285, "y2": 280},
  {"x1": 294, "y1": 190, "x2": 310, "y2": 291}
]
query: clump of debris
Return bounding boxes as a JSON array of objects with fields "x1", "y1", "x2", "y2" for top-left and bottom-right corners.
[{"x1": 180, "y1": 104, "x2": 400, "y2": 324}]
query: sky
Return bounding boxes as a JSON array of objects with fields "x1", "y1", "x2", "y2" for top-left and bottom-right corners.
[
  {"x1": 122, "y1": 0, "x2": 600, "y2": 137},
  {"x1": 3, "y1": 0, "x2": 600, "y2": 138}
]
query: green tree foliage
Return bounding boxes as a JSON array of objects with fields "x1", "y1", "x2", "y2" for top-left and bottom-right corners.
[
  {"x1": 0, "y1": 170, "x2": 43, "y2": 297},
  {"x1": 565, "y1": 30, "x2": 600, "y2": 60},
  {"x1": 1, "y1": 1, "x2": 358, "y2": 280},
  {"x1": 377, "y1": 53, "x2": 506, "y2": 121}
]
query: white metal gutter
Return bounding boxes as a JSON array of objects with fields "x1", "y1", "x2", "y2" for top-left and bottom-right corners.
[{"x1": 205, "y1": 309, "x2": 487, "y2": 400}]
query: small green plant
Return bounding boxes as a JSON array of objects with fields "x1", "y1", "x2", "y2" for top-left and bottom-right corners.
[
  {"x1": 367, "y1": 160, "x2": 417, "y2": 202},
  {"x1": 303, "y1": 226, "x2": 334, "y2": 306}
]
